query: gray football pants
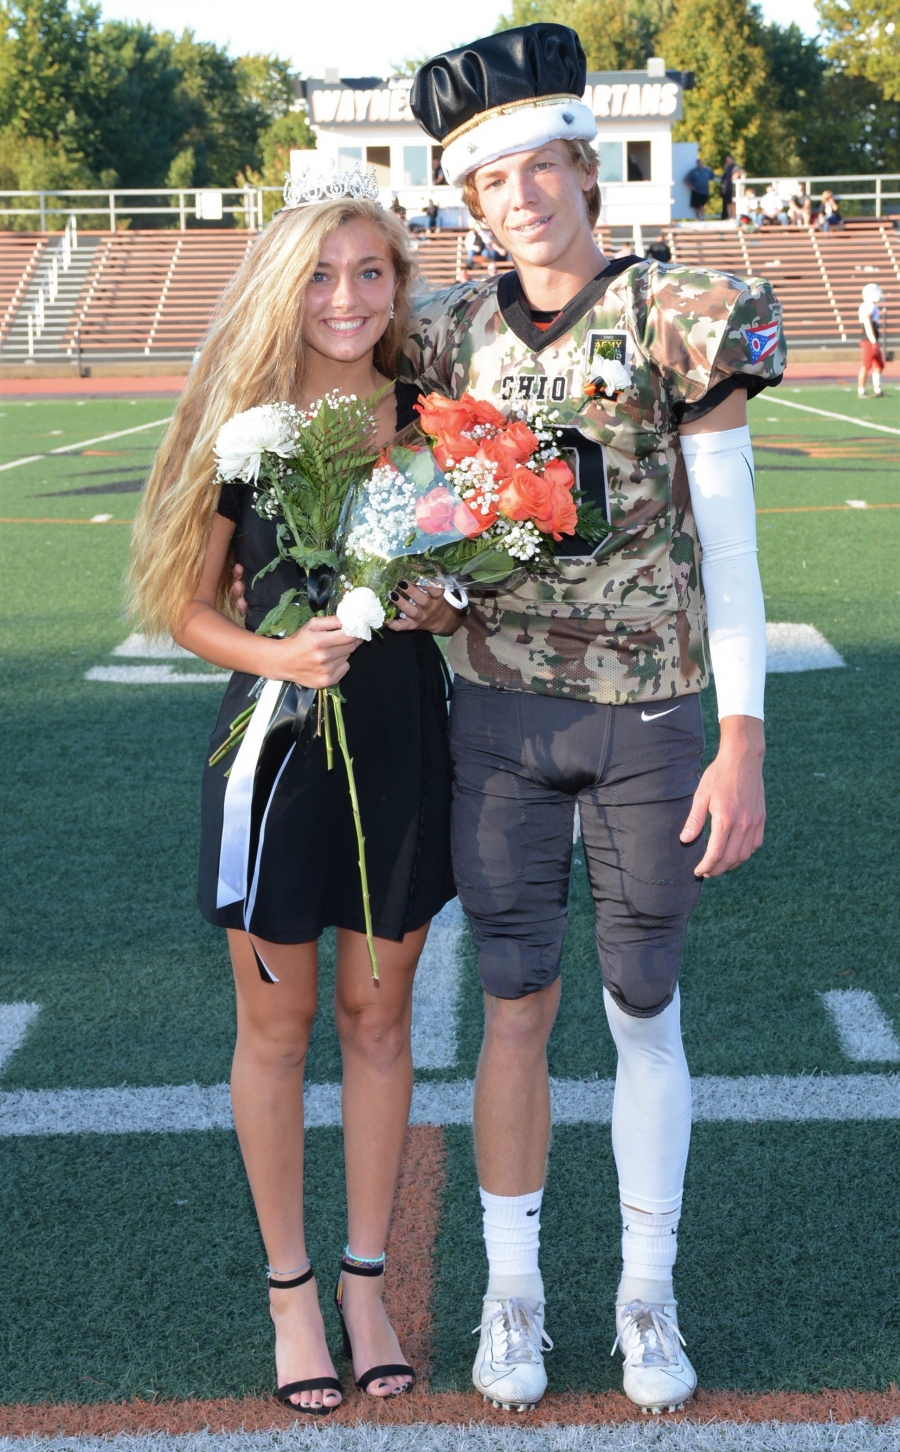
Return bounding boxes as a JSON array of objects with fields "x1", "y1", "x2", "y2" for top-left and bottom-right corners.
[{"x1": 449, "y1": 678, "x2": 706, "y2": 1015}]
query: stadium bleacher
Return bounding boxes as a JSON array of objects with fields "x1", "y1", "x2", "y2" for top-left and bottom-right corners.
[
  {"x1": 0, "y1": 218, "x2": 897, "y2": 368},
  {"x1": 0, "y1": 234, "x2": 47, "y2": 348}
]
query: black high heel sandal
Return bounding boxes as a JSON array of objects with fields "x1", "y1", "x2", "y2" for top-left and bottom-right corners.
[
  {"x1": 268, "y1": 1264, "x2": 343, "y2": 1415},
  {"x1": 334, "y1": 1259, "x2": 416, "y2": 1395}
]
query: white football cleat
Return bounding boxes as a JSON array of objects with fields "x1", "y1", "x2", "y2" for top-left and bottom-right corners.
[
  {"x1": 471, "y1": 1296, "x2": 552, "y2": 1411},
  {"x1": 611, "y1": 1299, "x2": 696, "y2": 1413}
]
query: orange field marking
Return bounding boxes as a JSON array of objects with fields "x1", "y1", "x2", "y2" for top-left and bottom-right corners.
[
  {"x1": 1, "y1": 1388, "x2": 898, "y2": 1434},
  {"x1": 383, "y1": 1123, "x2": 447, "y2": 1380}
]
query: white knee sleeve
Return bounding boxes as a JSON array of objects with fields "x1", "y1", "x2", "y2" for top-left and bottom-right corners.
[{"x1": 603, "y1": 987, "x2": 691, "y2": 1214}]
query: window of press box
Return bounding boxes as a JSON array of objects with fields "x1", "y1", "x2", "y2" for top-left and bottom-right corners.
[
  {"x1": 365, "y1": 147, "x2": 391, "y2": 186},
  {"x1": 596, "y1": 141, "x2": 623, "y2": 184},
  {"x1": 402, "y1": 145, "x2": 430, "y2": 188},
  {"x1": 338, "y1": 147, "x2": 363, "y2": 169},
  {"x1": 627, "y1": 141, "x2": 652, "y2": 181}
]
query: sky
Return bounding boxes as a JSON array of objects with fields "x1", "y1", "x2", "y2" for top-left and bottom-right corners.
[{"x1": 94, "y1": 0, "x2": 822, "y2": 75}]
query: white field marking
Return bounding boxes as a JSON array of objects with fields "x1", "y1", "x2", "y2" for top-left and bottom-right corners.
[
  {"x1": 0, "y1": 1004, "x2": 40, "y2": 1075},
  {"x1": 3, "y1": 1421, "x2": 900, "y2": 1451},
  {"x1": 3, "y1": 1073, "x2": 900, "y2": 1136},
  {"x1": 89, "y1": 513, "x2": 114, "y2": 523},
  {"x1": 766, "y1": 622, "x2": 845, "y2": 672},
  {"x1": 410, "y1": 898, "x2": 466, "y2": 1070},
  {"x1": 765, "y1": 395, "x2": 900, "y2": 436},
  {"x1": 846, "y1": 499, "x2": 868, "y2": 509},
  {"x1": 85, "y1": 666, "x2": 227, "y2": 684},
  {"x1": 821, "y1": 990, "x2": 900, "y2": 1063},
  {"x1": 0, "y1": 416, "x2": 172, "y2": 473},
  {"x1": 112, "y1": 632, "x2": 194, "y2": 659}
]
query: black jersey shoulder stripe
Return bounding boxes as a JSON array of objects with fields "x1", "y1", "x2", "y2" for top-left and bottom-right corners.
[{"x1": 497, "y1": 254, "x2": 641, "y2": 354}]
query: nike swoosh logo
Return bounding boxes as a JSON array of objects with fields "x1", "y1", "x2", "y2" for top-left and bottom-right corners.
[
  {"x1": 526, "y1": 1207, "x2": 539, "y2": 1215},
  {"x1": 641, "y1": 706, "x2": 680, "y2": 721}
]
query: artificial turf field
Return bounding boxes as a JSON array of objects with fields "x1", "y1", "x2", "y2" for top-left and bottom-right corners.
[{"x1": 0, "y1": 384, "x2": 899, "y2": 1428}]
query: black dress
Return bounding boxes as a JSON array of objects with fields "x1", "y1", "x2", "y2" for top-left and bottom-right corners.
[{"x1": 197, "y1": 380, "x2": 456, "y2": 943}]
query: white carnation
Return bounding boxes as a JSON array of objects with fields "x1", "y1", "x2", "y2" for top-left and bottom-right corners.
[
  {"x1": 594, "y1": 359, "x2": 632, "y2": 396},
  {"x1": 336, "y1": 586, "x2": 385, "y2": 642},
  {"x1": 214, "y1": 404, "x2": 297, "y2": 483}
]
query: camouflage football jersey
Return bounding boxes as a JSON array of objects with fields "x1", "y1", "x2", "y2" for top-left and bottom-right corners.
[{"x1": 400, "y1": 256, "x2": 786, "y2": 704}]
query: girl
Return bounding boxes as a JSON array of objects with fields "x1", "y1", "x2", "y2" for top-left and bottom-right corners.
[{"x1": 130, "y1": 194, "x2": 458, "y2": 1414}]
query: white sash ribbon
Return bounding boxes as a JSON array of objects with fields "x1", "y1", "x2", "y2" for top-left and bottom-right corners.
[{"x1": 216, "y1": 677, "x2": 285, "y2": 909}]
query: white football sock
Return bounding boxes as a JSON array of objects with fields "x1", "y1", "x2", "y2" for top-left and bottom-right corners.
[
  {"x1": 603, "y1": 988, "x2": 692, "y2": 1307},
  {"x1": 618, "y1": 1204, "x2": 680, "y2": 1305},
  {"x1": 480, "y1": 1186, "x2": 544, "y2": 1304}
]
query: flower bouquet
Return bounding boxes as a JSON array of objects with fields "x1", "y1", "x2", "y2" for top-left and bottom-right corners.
[
  {"x1": 209, "y1": 389, "x2": 388, "y2": 977},
  {"x1": 337, "y1": 391, "x2": 610, "y2": 615}
]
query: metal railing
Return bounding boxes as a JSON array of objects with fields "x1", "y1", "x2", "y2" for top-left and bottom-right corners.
[
  {"x1": 735, "y1": 174, "x2": 900, "y2": 218},
  {"x1": 0, "y1": 187, "x2": 268, "y2": 232},
  {"x1": 27, "y1": 214, "x2": 78, "y2": 356}
]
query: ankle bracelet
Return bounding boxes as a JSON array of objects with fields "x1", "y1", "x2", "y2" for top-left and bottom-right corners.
[
  {"x1": 343, "y1": 1246, "x2": 385, "y2": 1268},
  {"x1": 266, "y1": 1259, "x2": 310, "y2": 1279}
]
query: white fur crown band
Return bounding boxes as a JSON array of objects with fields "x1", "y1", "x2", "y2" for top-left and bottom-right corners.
[
  {"x1": 441, "y1": 97, "x2": 597, "y2": 186},
  {"x1": 282, "y1": 163, "x2": 381, "y2": 210}
]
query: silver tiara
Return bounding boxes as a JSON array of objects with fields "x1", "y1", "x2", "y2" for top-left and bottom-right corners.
[{"x1": 282, "y1": 163, "x2": 381, "y2": 210}]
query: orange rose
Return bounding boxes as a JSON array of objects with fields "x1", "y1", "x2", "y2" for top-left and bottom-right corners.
[
  {"x1": 415, "y1": 485, "x2": 457, "y2": 535},
  {"x1": 433, "y1": 433, "x2": 479, "y2": 470},
  {"x1": 541, "y1": 480, "x2": 578, "y2": 539},
  {"x1": 504, "y1": 419, "x2": 540, "y2": 463},
  {"x1": 465, "y1": 396, "x2": 507, "y2": 429},
  {"x1": 498, "y1": 465, "x2": 577, "y2": 540},
  {"x1": 497, "y1": 465, "x2": 554, "y2": 523},
  {"x1": 460, "y1": 485, "x2": 499, "y2": 529},
  {"x1": 453, "y1": 501, "x2": 485, "y2": 538},
  {"x1": 542, "y1": 456, "x2": 575, "y2": 493},
  {"x1": 415, "y1": 392, "x2": 478, "y2": 441}
]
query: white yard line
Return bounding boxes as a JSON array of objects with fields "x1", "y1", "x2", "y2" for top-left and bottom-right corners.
[
  {"x1": 766, "y1": 396, "x2": 900, "y2": 436},
  {"x1": 2, "y1": 1420, "x2": 899, "y2": 1450},
  {"x1": 410, "y1": 898, "x2": 466, "y2": 1070},
  {"x1": 0, "y1": 417, "x2": 172, "y2": 474},
  {"x1": 111, "y1": 632, "x2": 194, "y2": 659},
  {"x1": 0, "y1": 1004, "x2": 40, "y2": 1075},
  {"x1": 821, "y1": 990, "x2": 900, "y2": 1063},
  {"x1": 85, "y1": 666, "x2": 227, "y2": 684},
  {"x1": 3, "y1": 1073, "x2": 900, "y2": 1136},
  {"x1": 766, "y1": 623, "x2": 845, "y2": 672}
]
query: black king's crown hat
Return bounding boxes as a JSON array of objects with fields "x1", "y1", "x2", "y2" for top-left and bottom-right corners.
[{"x1": 411, "y1": 24, "x2": 597, "y2": 186}]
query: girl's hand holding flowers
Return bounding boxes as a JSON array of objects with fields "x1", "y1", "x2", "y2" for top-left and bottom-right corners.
[{"x1": 278, "y1": 615, "x2": 360, "y2": 688}]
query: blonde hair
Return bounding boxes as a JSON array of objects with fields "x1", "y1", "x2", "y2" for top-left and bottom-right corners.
[
  {"x1": 462, "y1": 138, "x2": 601, "y2": 228},
  {"x1": 129, "y1": 198, "x2": 415, "y2": 636}
]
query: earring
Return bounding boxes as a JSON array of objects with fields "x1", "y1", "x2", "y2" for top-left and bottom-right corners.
[{"x1": 390, "y1": 300, "x2": 395, "y2": 319}]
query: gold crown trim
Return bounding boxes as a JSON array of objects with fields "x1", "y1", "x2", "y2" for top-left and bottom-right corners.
[{"x1": 441, "y1": 93, "x2": 584, "y2": 150}]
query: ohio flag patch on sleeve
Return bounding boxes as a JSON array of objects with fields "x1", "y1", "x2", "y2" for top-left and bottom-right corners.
[{"x1": 745, "y1": 322, "x2": 781, "y2": 363}]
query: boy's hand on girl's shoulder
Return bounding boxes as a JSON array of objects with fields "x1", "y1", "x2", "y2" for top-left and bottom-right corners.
[{"x1": 231, "y1": 562, "x2": 247, "y2": 616}]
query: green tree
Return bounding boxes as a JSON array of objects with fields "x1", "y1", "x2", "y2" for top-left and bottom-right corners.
[
  {"x1": 0, "y1": 0, "x2": 99, "y2": 152},
  {"x1": 84, "y1": 21, "x2": 186, "y2": 186},
  {"x1": 235, "y1": 51, "x2": 294, "y2": 123},
  {"x1": 167, "y1": 30, "x2": 265, "y2": 187},
  {"x1": 658, "y1": 0, "x2": 799, "y2": 171},
  {"x1": 497, "y1": 0, "x2": 673, "y2": 69},
  {"x1": 237, "y1": 108, "x2": 316, "y2": 222},
  {"x1": 817, "y1": 0, "x2": 900, "y2": 100}
]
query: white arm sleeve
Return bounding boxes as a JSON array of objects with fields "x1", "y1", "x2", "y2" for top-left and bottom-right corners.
[{"x1": 679, "y1": 425, "x2": 766, "y2": 721}]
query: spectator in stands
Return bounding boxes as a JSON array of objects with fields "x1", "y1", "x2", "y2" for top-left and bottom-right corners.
[
  {"x1": 760, "y1": 184, "x2": 788, "y2": 226},
  {"x1": 432, "y1": 157, "x2": 446, "y2": 186},
  {"x1": 720, "y1": 155, "x2": 737, "y2": 220},
  {"x1": 684, "y1": 156, "x2": 717, "y2": 219},
  {"x1": 647, "y1": 234, "x2": 672, "y2": 262},
  {"x1": 788, "y1": 183, "x2": 812, "y2": 227},
  {"x1": 390, "y1": 194, "x2": 407, "y2": 225},
  {"x1": 728, "y1": 164, "x2": 746, "y2": 220},
  {"x1": 464, "y1": 223, "x2": 507, "y2": 275},
  {"x1": 858, "y1": 282, "x2": 885, "y2": 397},
  {"x1": 737, "y1": 188, "x2": 762, "y2": 228},
  {"x1": 816, "y1": 190, "x2": 843, "y2": 231},
  {"x1": 423, "y1": 198, "x2": 440, "y2": 232}
]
